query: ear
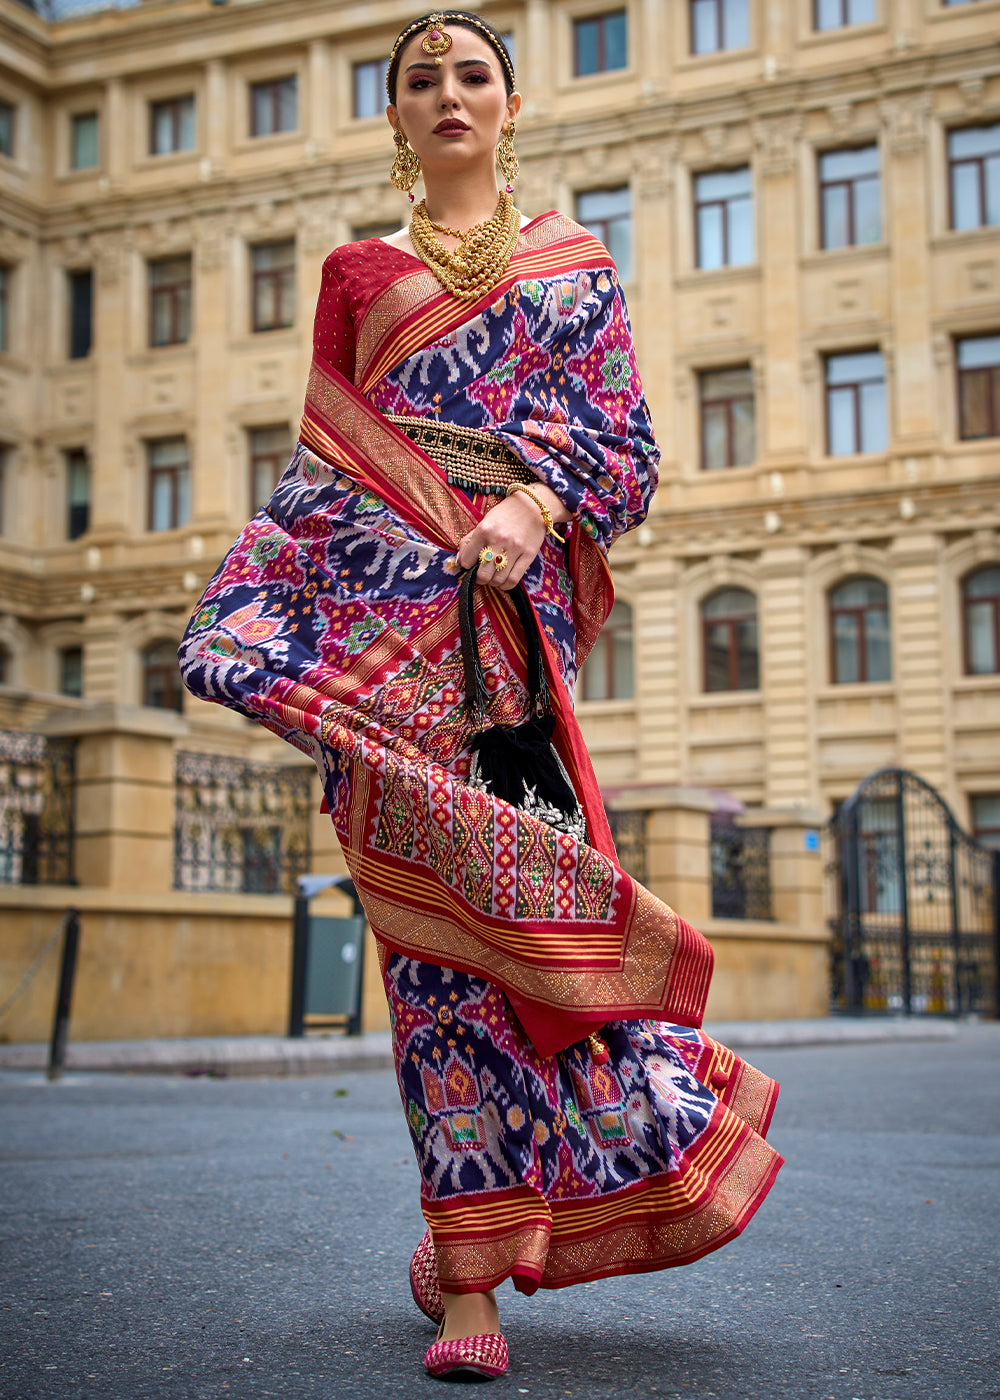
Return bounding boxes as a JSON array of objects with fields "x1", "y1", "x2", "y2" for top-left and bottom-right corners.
[
  {"x1": 505, "y1": 90, "x2": 522, "y2": 125},
  {"x1": 386, "y1": 103, "x2": 398, "y2": 133}
]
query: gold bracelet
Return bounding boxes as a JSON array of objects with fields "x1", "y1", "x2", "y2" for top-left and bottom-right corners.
[{"x1": 505, "y1": 482, "x2": 564, "y2": 539}]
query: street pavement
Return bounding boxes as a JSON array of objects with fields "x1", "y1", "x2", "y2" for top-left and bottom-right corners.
[{"x1": 1, "y1": 1023, "x2": 998, "y2": 1400}]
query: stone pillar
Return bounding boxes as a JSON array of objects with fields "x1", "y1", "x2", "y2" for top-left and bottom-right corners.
[
  {"x1": 634, "y1": 555, "x2": 682, "y2": 784},
  {"x1": 738, "y1": 806, "x2": 825, "y2": 933},
  {"x1": 40, "y1": 704, "x2": 187, "y2": 894},
  {"x1": 191, "y1": 215, "x2": 231, "y2": 527},
  {"x1": 759, "y1": 545, "x2": 815, "y2": 807},
  {"x1": 625, "y1": 787, "x2": 715, "y2": 924},
  {"x1": 889, "y1": 530, "x2": 948, "y2": 790},
  {"x1": 204, "y1": 59, "x2": 228, "y2": 171},
  {"x1": 754, "y1": 114, "x2": 805, "y2": 468}
]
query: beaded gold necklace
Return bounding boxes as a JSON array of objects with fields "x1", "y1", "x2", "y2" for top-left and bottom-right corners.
[{"x1": 409, "y1": 191, "x2": 521, "y2": 303}]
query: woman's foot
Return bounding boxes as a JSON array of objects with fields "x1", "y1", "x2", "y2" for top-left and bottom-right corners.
[
  {"x1": 424, "y1": 1289, "x2": 507, "y2": 1379},
  {"x1": 439, "y1": 1288, "x2": 498, "y2": 1342}
]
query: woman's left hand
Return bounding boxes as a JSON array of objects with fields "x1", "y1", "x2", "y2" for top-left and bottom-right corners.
[{"x1": 456, "y1": 485, "x2": 569, "y2": 591}]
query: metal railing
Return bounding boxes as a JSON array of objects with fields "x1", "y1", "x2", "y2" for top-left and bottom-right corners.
[
  {"x1": 0, "y1": 730, "x2": 76, "y2": 886},
  {"x1": 710, "y1": 816, "x2": 772, "y2": 920},
  {"x1": 173, "y1": 749, "x2": 312, "y2": 895}
]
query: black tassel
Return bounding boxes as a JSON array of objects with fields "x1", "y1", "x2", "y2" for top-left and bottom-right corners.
[{"x1": 469, "y1": 715, "x2": 578, "y2": 814}]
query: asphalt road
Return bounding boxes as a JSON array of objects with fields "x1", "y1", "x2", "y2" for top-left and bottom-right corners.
[{"x1": 1, "y1": 1025, "x2": 998, "y2": 1400}]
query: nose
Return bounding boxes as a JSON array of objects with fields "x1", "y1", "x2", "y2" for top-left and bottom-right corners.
[{"x1": 438, "y1": 72, "x2": 460, "y2": 109}]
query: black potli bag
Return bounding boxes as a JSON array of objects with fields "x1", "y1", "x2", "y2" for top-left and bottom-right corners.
[
  {"x1": 459, "y1": 567, "x2": 588, "y2": 844},
  {"x1": 458, "y1": 568, "x2": 610, "y2": 1063}
]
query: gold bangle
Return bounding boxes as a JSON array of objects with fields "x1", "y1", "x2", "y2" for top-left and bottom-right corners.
[{"x1": 505, "y1": 482, "x2": 563, "y2": 539}]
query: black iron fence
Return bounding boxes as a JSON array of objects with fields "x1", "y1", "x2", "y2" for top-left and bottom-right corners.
[
  {"x1": 0, "y1": 730, "x2": 75, "y2": 886},
  {"x1": 710, "y1": 816, "x2": 773, "y2": 920},
  {"x1": 174, "y1": 751, "x2": 312, "y2": 896}
]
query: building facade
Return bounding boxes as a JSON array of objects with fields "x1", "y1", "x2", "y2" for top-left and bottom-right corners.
[{"x1": 0, "y1": 0, "x2": 998, "y2": 885}]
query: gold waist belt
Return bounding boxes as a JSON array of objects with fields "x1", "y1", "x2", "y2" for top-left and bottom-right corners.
[{"x1": 385, "y1": 413, "x2": 535, "y2": 496}]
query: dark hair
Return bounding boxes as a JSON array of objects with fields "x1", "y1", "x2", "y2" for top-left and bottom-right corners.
[{"x1": 386, "y1": 11, "x2": 516, "y2": 105}]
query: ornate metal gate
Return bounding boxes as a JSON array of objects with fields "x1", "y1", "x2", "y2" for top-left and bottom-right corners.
[{"x1": 825, "y1": 769, "x2": 999, "y2": 1016}]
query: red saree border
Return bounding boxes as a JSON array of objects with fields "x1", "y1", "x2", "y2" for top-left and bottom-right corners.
[
  {"x1": 354, "y1": 213, "x2": 612, "y2": 395},
  {"x1": 425, "y1": 1100, "x2": 785, "y2": 1295}
]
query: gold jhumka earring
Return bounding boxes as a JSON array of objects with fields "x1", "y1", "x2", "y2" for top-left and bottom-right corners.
[
  {"x1": 496, "y1": 122, "x2": 519, "y2": 193},
  {"x1": 390, "y1": 130, "x2": 422, "y2": 201}
]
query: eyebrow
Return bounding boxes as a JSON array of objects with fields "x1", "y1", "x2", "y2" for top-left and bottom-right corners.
[{"x1": 404, "y1": 58, "x2": 495, "y2": 73}]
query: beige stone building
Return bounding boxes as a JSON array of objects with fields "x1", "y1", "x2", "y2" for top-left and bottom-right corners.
[{"x1": 0, "y1": 0, "x2": 998, "y2": 1039}]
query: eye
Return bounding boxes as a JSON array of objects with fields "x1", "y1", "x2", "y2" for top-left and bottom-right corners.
[
  {"x1": 407, "y1": 75, "x2": 434, "y2": 89},
  {"x1": 464, "y1": 69, "x2": 490, "y2": 83}
]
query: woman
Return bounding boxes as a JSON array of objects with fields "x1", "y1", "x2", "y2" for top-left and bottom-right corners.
[{"x1": 180, "y1": 11, "x2": 783, "y2": 1382}]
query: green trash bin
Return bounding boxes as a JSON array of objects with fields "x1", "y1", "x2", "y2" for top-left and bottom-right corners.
[{"x1": 304, "y1": 914, "x2": 366, "y2": 1030}]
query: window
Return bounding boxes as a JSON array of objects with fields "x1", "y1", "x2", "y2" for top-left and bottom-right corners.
[
  {"x1": 0, "y1": 644, "x2": 8, "y2": 685},
  {"x1": 948, "y1": 125, "x2": 1000, "y2": 232},
  {"x1": 0, "y1": 447, "x2": 6, "y2": 533},
  {"x1": 251, "y1": 242, "x2": 295, "y2": 332},
  {"x1": 702, "y1": 588, "x2": 759, "y2": 691},
  {"x1": 353, "y1": 59, "x2": 390, "y2": 119},
  {"x1": 573, "y1": 10, "x2": 627, "y2": 76},
  {"x1": 819, "y1": 146, "x2": 881, "y2": 249},
  {"x1": 829, "y1": 576, "x2": 891, "y2": 683},
  {"x1": 149, "y1": 95, "x2": 195, "y2": 155},
  {"x1": 143, "y1": 640, "x2": 183, "y2": 712},
  {"x1": 575, "y1": 187, "x2": 632, "y2": 281},
  {"x1": 249, "y1": 425, "x2": 292, "y2": 510},
  {"x1": 690, "y1": 0, "x2": 749, "y2": 55},
  {"x1": 699, "y1": 366, "x2": 755, "y2": 470},
  {"x1": 68, "y1": 269, "x2": 93, "y2": 360},
  {"x1": 70, "y1": 112, "x2": 99, "y2": 170},
  {"x1": 970, "y1": 795, "x2": 1000, "y2": 852},
  {"x1": 66, "y1": 449, "x2": 90, "y2": 540},
  {"x1": 825, "y1": 350, "x2": 886, "y2": 455},
  {"x1": 0, "y1": 100, "x2": 14, "y2": 158},
  {"x1": 695, "y1": 167, "x2": 753, "y2": 269},
  {"x1": 59, "y1": 646, "x2": 83, "y2": 699},
  {"x1": 250, "y1": 76, "x2": 298, "y2": 137},
  {"x1": 147, "y1": 438, "x2": 190, "y2": 532},
  {"x1": 814, "y1": 0, "x2": 876, "y2": 28},
  {"x1": 0, "y1": 265, "x2": 9, "y2": 353},
  {"x1": 580, "y1": 600, "x2": 634, "y2": 701},
  {"x1": 148, "y1": 256, "x2": 192, "y2": 347},
  {"x1": 956, "y1": 334, "x2": 1000, "y2": 440},
  {"x1": 962, "y1": 567, "x2": 1000, "y2": 675}
]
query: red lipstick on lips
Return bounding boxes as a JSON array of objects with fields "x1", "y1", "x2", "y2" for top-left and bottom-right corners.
[{"x1": 434, "y1": 118, "x2": 470, "y2": 133}]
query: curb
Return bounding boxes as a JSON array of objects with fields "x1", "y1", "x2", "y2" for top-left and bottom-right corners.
[{"x1": 0, "y1": 1018, "x2": 967, "y2": 1078}]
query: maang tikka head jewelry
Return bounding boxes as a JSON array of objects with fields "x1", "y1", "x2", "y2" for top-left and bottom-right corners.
[
  {"x1": 420, "y1": 14, "x2": 453, "y2": 64},
  {"x1": 390, "y1": 129, "x2": 422, "y2": 202}
]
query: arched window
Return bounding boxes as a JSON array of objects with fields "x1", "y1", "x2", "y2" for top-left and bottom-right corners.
[
  {"x1": 962, "y1": 566, "x2": 1000, "y2": 675},
  {"x1": 579, "y1": 600, "x2": 634, "y2": 701},
  {"x1": 701, "y1": 588, "x2": 759, "y2": 692},
  {"x1": 829, "y1": 576, "x2": 890, "y2": 683},
  {"x1": 142, "y1": 640, "x2": 183, "y2": 712}
]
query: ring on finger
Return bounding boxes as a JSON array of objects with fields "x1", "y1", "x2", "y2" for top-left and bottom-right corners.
[
  {"x1": 478, "y1": 546, "x2": 495, "y2": 565},
  {"x1": 492, "y1": 551, "x2": 508, "y2": 572}
]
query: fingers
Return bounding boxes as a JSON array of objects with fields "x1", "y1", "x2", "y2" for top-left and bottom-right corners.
[{"x1": 456, "y1": 495, "x2": 548, "y2": 590}]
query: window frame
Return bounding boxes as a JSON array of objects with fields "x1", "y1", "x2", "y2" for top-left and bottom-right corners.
[
  {"x1": 248, "y1": 75, "x2": 298, "y2": 139},
  {"x1": 248, "y1": 424, "x2": 293, "y2": 511},
  {"x1": 59, "y1": 645, "x2": 84, "y2": 699},
  {"x1": 961, "y1": 567, "x2": 1000, "y2": 677},
  {"x1": 818, "y1": 144, "x2": 881, "y2": 250},
  {"x1": 142, "y1": 639, "x2": 184, "y2": 713},
  {"x1": 574, "y1": 186, "x2": 633, "y2": 281},
  {"x1": 824, "y1": 349, "x2": 887, "y2": 456},
  {"x1": 813, "y1": 0, "x2": 878, "y2": 30},
  {"x1": 693, "y1": 166, "x2": 754, "y2": 270},
  {"x1": 67, "y1": 268, "x2": 93, "y2": 361},
  {"x1": 0, "y1": 263, "x2": 9, "y2": 354},
  {"x1": 69, "y1": 111, "x2": 100, "y2": 171},
  {"x1": 698, "y1": 364, "x2": 755, "y2": 471},
  {"x1": 579, "y1": 599, "x2": 635, "y2": 702},
  {"x1": 947, "y1": 123, "x2": 1000, "y2": 232},
  {"x1": 689, "y1": 0, "x2": 750, "y2": 56},
  {"x1": 0, "y1": 99, "x2": 15, "y2": 159},
  {"x1": 828, "y1": 575, "x2": 891, "y2": 684},
  {"x1": 146, "y1": 438, "x2": 191, "y2": 533},
  {"x1": 352, "y1": 58, "x2": 390, "y2": 120},
  {"x1": 955, "y1": 334, "x2": 1000, "y2": 441},
  {"x1": 701, "y1": 587, "x2": 760, "y2": 693},
  {"x1": 148, "y1": 255, "x2": 192, "y2": 349},
  {"x1": 250, "y1": 241, "x2": 296, "y2": 334},
  {"x1": 65, "y1": 448, "x2": 90, "y2": 541},
  {"x1": 572, "y1": 9, "x2": 628, "y2": 78},
  {"x1": 969, "y1": 794, "x2": 1000, "y2": 852},
  {"x1": 148, "y1": 94, "x2": 196, "y2": 157}
]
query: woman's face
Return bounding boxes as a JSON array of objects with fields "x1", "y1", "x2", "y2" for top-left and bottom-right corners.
[{"x1": 387, "y1": 25, "x2": 519, "y2": 182}]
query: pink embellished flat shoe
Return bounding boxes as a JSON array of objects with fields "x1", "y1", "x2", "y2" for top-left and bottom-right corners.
[
  {"x1": 409, "y1": 1229, "x2": 445, "y2": 1325},
  {"x1": 424, "y1": 1330, "x2": 509, "y2": 1380}
]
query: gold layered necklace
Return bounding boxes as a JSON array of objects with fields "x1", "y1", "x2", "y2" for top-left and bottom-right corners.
[{"x1": 409, "y1": 191, "x2": 521, "y2": 302}]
